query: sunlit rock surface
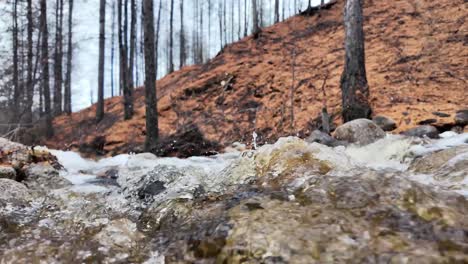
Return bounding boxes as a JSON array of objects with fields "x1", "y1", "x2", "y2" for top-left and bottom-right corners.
[{"x1": 1, "y1": 134, "x2": 468, "y2": 263}]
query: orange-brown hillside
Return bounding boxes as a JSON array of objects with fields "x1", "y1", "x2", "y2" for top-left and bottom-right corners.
[{"x1": 46, "y1": 0, "x2": 467, "y2": 155}]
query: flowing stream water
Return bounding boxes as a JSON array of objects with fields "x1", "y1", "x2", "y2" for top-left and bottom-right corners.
[{"x1": 1, "y1": 133, "x2": 467, "y2": 263}]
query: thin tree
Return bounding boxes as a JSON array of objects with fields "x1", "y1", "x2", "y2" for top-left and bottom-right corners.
[
  {"x1": 179, "y1": 0, "x2": 186, "y2": 68},
  {"x1": 119, "y1": 0, "x2": 133, "y2": 119},
  {"x1": 142, "y1": 0, "x2": 159, "y2": 151},
  {"x1": 230, "y1": 0, "x2": 234, "y2": 43},
  {"x1": 218, "y1": 1, "x2": 223, "y2": 49},
  {"x1": 223, "y1": 0, "x2": 227, "y2": 45},
  {"x1": 199, "y1": 2, "x2": 204, "y2": 62},
  {"x1": 25, "y1": 0, "x2": 34, "y2": 123},
  {"x1": 64, "y1": 0, "x2": 74, "y2": 114},
  {"x1": 96, "y1": 0, "x2": 106, "y2": 122},
  {"x1": 53, "y1": 0, "x2": 64, "y2": 116},
  {"x1": 40, "y1": 0, "x2": 53, "y2": 137},
  {"x1": 251, "y1": 0, "x2": 260, "y2": 37},
  {"x1": 128, "y1": 0, "x2": 137, "y2": 89},
  {"x1": 168, "y1": 0, "x2": 174, "y2": 73},
  {"x1": 244, "y1": 0, "x2": 248, "y2": 37},
  {"x1": 274, "y1": 0, "x2": 279, "y2": 23},
  {"x1": 208, "y1": 0, "x2": 211, "y2": 55},
  {"x1": 340, "y1": 0, "x2": 372, "y2": 122},
  {"x1": 11, "y1": 0, "x2": 20, "y2": 122},
  {"x1": 110, "y1": 0, "x2": 116, "y2": 97}
]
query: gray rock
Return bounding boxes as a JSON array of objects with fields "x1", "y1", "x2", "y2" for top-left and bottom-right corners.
[
  {"x1": 334, "y1": 119, "x2": 386, "y2": 146},
  {"x1": 306, "y1": 130, "x2": 347, "y2": 147},
  {"x1": 402, "y1": 125, "x2": 439, "y2": 139},
  {"x1": 0, "y1": 178, "x2": 32, "y2": 206},
  {"x1": 455, "y1": 110, "x2": 468, "y2": 126},
  {"x1": 418, "y1": 118, "x2": 437, "y2": 125},
  {"x1": 138, "y1": 180, "x2": 166, "y2": 199},
  {"x1": 23, "y1": 163, "x2": 71, "y2": 192},
  {"x1": 372, "y1": 115, "x2": 397, "y2": 131},
  {"x1": 432, "y1": 111, "x2": 450, "y2": 118},
  {"x1": 410, "y1": 145, "x2": 468, "y2": 175},
  {"x1": 0, "y1": 166, "x2": 16, "y2": 180}
]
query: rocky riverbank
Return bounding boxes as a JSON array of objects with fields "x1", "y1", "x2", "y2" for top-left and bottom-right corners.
[{"x1": 1, "y1": 124, "x2": 468, "y2": 263}]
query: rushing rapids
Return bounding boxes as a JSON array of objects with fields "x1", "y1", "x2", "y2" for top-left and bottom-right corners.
[{"x1": 1, "y1": 133, "x2": 467, "y2": 263}]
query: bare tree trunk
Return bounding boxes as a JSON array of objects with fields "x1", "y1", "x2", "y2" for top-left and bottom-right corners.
[
  {"x1": 156, "y1": 0, "x2": 162, "y2": 60},
  {"x1": 168, "y1": 0, "x2": 174, "y2": 73},
  {"x1": 274, "y1": 0, "x2": 279, "y2": 23},
  {"x1": 237, "y1": 0, "x2": 241, "y2": 40},
  {"x1": 142, "y1": 0, "x2": 159, "y2": 151},
  {"x1": 25, "y1": 0, "x2": 34, "y2": 124},
  {"x1": 110, "y1": 0, "x2": 115, "y2": 97},
  {"x1": 252, "y1": 0, "x2": 260, "y2": 37},
  {"x1": 64, "y1": 0, "x2": 74, "y2": 114},
  {"x1": 223, "y1": 0, "x2": 227, "y2": 45},
  {"x1": 96, "y1": 0, "x2": 106, "y2": 122},
  {"x1": 244, "y1": 0, "x2": 248, "y2": 37},
  {"x1": 208, "y1": 0, "x2": 211, "y2": 55},
  {"x1": 218, "y1": 2, "x2": 223, "y2": 49},
  {"x1": 11, "y1": 0, "x2": 20, "y2": 122},
  {"x1": 40, "y1": 0, "x2": 53, "y2": 137},
  {"x1": 230, "y1": 0, "x2": 234, "y2": 43},
  {"x1": 340, "y1": 0, "x2": 372, "y2": 122},
  {"x1": 53, "y1": 0, "x2": 64, "y2": 116},
  {"x1": 128, "y1": 0, "x2": 136, "y2": 88},
  {"x1": 119, "y1": 0, "x2": 133, "y2": 119},
  {"x1": 179, "y1": 0, "x2": 186, "y2": 68},
  {"x1": 199, "y1": 2, "x2": 204, "y2": 62}
]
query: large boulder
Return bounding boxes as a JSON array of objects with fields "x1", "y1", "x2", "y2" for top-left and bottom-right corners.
[
  {"x1": 333, "y1": 119, "x2": 386, "y2": 145},
  {"x1": 373, "y1": 115, "x2": 397, "y2": 131},
  {"x1": 455, "y1": 109, "x2": 468, "y2": 126},
  {"x1": 0, "y1": 178, "x2": 32, "y2": 206},
  {"x1": 22, "y1": 163, "x2": 71, "y2": 192},
  {"x1": 402, "y1": 125, "x2": 439, "y2": 139},
  {"x1": 0, "y1": 165, "x2": 16, "y2": 180},
  {"x1": 0, "y1": 138, "x2": 61, "y2": 169}
]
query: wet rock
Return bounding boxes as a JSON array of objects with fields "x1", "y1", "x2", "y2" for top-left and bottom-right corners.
[
  {"x1": 402, "y1": 125, "x2": 439, "y2": 139},
  {"x1": 432, "y1": 111, "x2": 451, "y2": 118},
  {"x1": 138, "y1": 181, "x2": 166, "y2": 199},
  {"x1": 0, "y1": 138, "x2": 61, "y2": 170},
  {"x1": 334, "y1": 119, "x2": 386, "y2": 145},
  {"x1": 418, "y1": 118, "x2": 437, "y2": 125},
  {"x1": 118, "y1": 164, "x2": 209, "y2": 204},
  {"x1": 23, "y1": 163, "x2": 71, "y2": 192},
  {"x1": 373, "y1": 115, "x2": 397, "y2": 131},
  {"x1": 0, "y1": 178, "x2": 32, "y2": 206},
  {"x1": 455, "y1": 109, "x2": 468, "y2": 126},
  {"x1": 305, "y1": 130, "x2": 347, "y2": 147},
  {"x1": 94, "y1": 219, "x2": 144, "y2": 248},
  {"x1": 410, "y1": 145, "x2": 468, "y2": 187},
  {"x1": 96, "y1": 167, "x2": 119, "y2": 179},
  {"x1": 0, "y1": 166, "x2": 16, "y2": 180}
]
